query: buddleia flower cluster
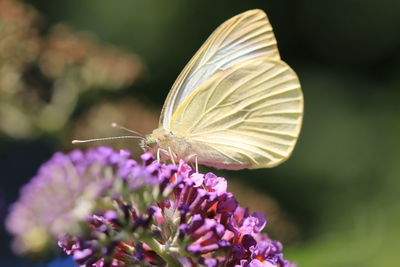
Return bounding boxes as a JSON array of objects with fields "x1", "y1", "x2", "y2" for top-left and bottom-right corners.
[{"x1": 6, "y1": 147, "x2": 296, "y2": 266}]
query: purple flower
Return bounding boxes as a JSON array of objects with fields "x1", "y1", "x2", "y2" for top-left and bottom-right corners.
[
  {"x1": 204, "y1": 172, "x2": 227, "y2": 196},
  {"x1": 6, "y1": 147, "x2": 175, "y2": 257},
  {"x1": 6, "y1": 147, "x2": 296, "y2": 267},
  {"x1": 6, "y1": 147, "x2": 121, "y2": 255},
  {"x1": 157, "y1": 160, "x2": 295, "y2": 266}
]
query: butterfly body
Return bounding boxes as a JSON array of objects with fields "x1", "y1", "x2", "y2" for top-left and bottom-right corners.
[
  {"x1": 144, "y1": 127, "x2": 252, "y2": 170},
  {"x1": 144, "y1": 9, "x2": 303, "y2": 170}
]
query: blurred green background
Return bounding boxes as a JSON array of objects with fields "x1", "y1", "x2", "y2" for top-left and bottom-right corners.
[{"x1": 1, "y1": 0, "x2": 400, "y2": 266}]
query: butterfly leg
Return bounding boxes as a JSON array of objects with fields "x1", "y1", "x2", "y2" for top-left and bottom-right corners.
[
  {"x1": 168, "y1": 146, "x2": 176, "y2": 166},
  {"x1": 186, "y1": 154, "x2": 199, "y2": 173},
  {"x1": 195, "y1": 155, "x2": 198, "y2": 173},
  {"x1": 157, "y1": 148, "x2": 161, "y2": 163}
]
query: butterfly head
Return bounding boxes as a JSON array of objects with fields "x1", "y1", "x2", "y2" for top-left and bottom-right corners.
[
  {"x1": 140, "y1": 127, "x2": 171, "y2": 152},
  {"x1": 141, "y1": 135, "x2": 157, "y2": 151}
]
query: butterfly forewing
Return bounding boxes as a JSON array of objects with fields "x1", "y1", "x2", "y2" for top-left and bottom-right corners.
[
  {"x1": 169, "y1": 58, "x2": 303, "y2": 169},
  {"x1": 160, "y1": 9, "x2": 280, "y2": 129}
]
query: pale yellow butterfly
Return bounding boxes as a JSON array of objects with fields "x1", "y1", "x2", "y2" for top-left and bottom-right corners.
[{"x1": 143, "y1": 9, "x2": 303, "y2": 170}]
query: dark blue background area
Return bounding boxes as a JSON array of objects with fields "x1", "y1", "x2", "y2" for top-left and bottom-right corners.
[
  {"x1": 0, "y1": 141, "x2": 56, "y2": 266},
  {"x1": 1, "y1": 257, "x2": 73, "y2": 267}
]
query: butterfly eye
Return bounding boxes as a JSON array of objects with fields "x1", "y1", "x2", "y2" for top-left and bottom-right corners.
[{"x1": 142, "y1": 136, "x2": 158, "y2": 150}]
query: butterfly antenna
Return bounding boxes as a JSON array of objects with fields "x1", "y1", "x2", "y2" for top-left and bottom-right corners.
[
  {"x1": 72, "y1": 136, "x2": 142, "y2": 144},
  {"x1": 111, "y1": 122, "x2": 144, "y2": 137}
]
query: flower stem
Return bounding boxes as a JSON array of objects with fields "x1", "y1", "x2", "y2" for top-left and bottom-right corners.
[{"x1": 141, "y1": 236, "x2": 181, "y2": 267}]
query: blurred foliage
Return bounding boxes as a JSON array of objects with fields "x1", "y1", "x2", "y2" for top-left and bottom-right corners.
[
  {"x1": 2, "y1": 0, "x2": 400, "y2": 266},
  {"x1": 0, "y1": 0, "x2": 142, "y2": 139}
]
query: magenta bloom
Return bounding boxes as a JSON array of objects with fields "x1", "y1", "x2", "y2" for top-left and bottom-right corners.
[{"x1": 6, "y1": 147, "x2": 296, "y2": 266}]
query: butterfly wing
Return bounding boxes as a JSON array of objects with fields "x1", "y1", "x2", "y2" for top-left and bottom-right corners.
[
  {"x1": 160, "y1": 9, "x2": 280, "y2": 129},
  {"x1": 169, "y1": 58, "x2": 303, "y2": 169}
]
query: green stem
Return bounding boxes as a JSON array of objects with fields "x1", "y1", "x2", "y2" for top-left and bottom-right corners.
[{"x1": 141, "y1": 236, "x2": 181, "y2": 267}]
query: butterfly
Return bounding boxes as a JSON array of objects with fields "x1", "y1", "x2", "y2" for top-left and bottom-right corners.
[{"x1": 143, "y1": 9, "x2": 303, "y2": 170}]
